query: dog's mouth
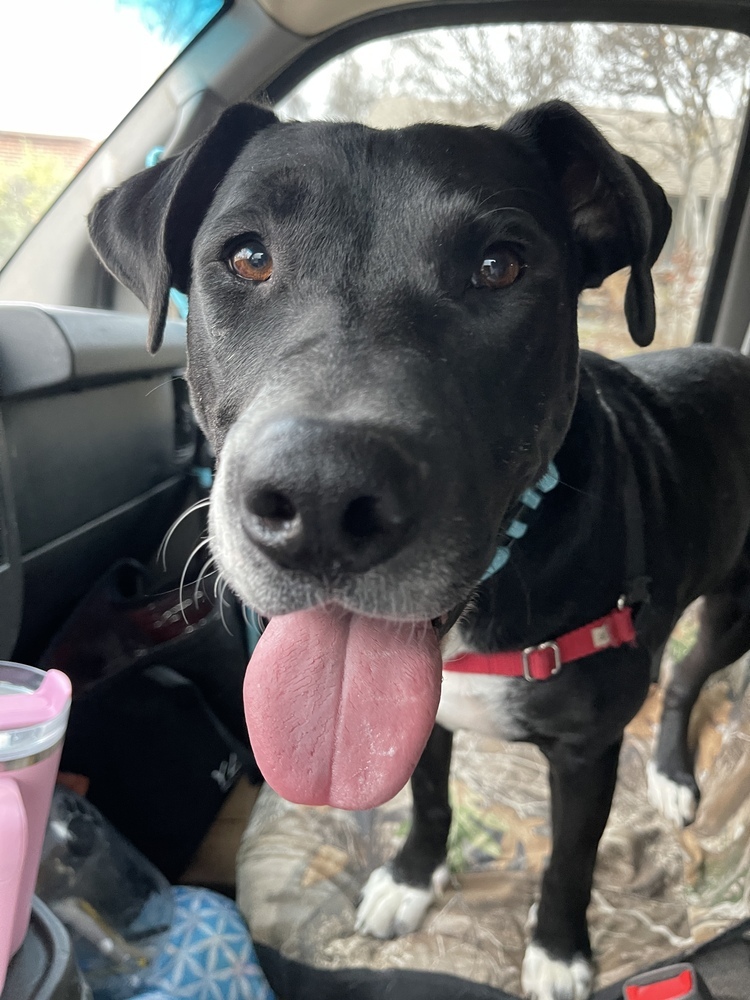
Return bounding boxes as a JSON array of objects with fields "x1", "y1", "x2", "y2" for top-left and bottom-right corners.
[{"x1": 243, "y1": 604, "x2": 457, "y2": 810}]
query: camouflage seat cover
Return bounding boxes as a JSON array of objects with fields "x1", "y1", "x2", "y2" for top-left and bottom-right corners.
[{"x1": 237, "y1": 632, "x2": 750, "y2": 996}]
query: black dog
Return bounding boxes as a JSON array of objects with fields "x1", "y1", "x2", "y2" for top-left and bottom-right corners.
[{"x1": 89, "y1": 101, "x2": 750, "y2": 1000}]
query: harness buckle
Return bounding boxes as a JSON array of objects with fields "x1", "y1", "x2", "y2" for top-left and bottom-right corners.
[{"x1": 521, "y1": 640, "x2": 562, "y2": 681}]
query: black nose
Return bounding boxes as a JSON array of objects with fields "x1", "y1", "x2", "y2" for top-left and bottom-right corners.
[{"x1": 239, "y1": 417, "x2": 424, "y2": 576}]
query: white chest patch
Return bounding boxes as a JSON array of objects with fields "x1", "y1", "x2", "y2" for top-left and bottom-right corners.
[{"x1": 437, "y1": 623, "x2": 527, "y2": 742}]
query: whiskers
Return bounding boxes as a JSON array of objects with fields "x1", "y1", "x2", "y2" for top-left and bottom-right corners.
[
  {"x1": 173, "y1": 541, "x2": 240, "y2": 636},
  {"x1": 158, "y1": 498, "x2": 236, "y2": 636},
  {"x1": 194, "y1": 552, "x2": 218, "y2": 599},
  {"x1": 242, "y1": 604, "x2": 267, "y2": 640},
  {"x1": 178, "y1": 537, "x2": 212, "y2": 624},
  {"x1": 158, "y1": 497, "x2": 212, "y2": 570},
  {"x1": 213, "y1": 575, "x2": 232, "y2": 633},
  {"x1": 556, "y1": 476, "x2": 598, "y2": 502},
  {"x1": 158, "y1": 497, "x2": 237, "y2": 630}
]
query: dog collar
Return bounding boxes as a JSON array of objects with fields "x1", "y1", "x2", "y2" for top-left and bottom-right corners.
[
  {"x1": 480, "y1": 461, "x2": 560, "y2": 582},
  {"x1": 444, "y1": 603, "x2": 637, "y2": 681}
]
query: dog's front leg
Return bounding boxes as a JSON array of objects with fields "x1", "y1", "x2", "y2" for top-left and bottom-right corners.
[
  {"x1": 355, "y1": 723, "x2": 453, "y2": 938},
  {"x1": 522, "y1": 738, "x2": 622, "y2": 1000}
]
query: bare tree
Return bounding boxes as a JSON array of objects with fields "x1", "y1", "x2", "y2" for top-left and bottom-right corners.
[
  {"x1": 590, "y1": 25, "x2": 750, "y2": 258},
  {"x1": 281, "y1": 54, "x2": 385, "y2": 121},
  {"x1": 282, "y1": 24, "x2": 590, "y2": 125},
  {"x1": 280, "y1": 22, "x2": 750, "y2": 348},
  {"x1": 381, "y1": 23, "x2": 586, "y2": 123},
  {"x1": 289, "y1": 22, "x2": 748, "y2": 253}
]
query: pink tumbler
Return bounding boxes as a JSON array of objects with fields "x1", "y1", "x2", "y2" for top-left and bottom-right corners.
[{"x1": 0, "y1": 663, "x2": 71, "y2": 994}]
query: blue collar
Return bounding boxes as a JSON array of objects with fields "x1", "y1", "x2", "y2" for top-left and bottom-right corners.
[{"x1": 480, "y1": 461, "x2": 560, "y2": 583}]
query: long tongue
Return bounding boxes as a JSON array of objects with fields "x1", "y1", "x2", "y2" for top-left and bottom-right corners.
[{"x1": 243, "y1": 607, "x2": 442, "y2": 810}]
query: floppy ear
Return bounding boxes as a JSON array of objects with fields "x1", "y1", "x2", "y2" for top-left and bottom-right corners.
[
  {"x1": 504, "y1": 101, "x2": 671, "y2": 347},
  {"x1": 88, "y1": 103, "x2": 278, "y2": 352}
]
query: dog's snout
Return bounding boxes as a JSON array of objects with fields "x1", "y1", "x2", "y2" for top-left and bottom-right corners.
[{"x1": 238, "y1": 418, "x2": 425, "y2": 576}]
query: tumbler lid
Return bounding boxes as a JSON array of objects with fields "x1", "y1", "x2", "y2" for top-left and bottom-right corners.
[{"x1": 0, "y1": 663, "x2": 71, "y2": 762}]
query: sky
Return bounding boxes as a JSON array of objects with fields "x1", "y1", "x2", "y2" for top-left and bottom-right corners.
[{"x1": 0, "y1": 0, "x2": 180, "y2": 139}]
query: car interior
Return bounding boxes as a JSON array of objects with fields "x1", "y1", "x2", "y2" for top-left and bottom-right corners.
[{"x1": 2, "y1": 1, "x2": 750, "y2": 999}]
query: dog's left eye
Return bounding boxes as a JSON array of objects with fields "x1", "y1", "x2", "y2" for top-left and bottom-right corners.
[
  {"x1": 227, "y1": 240, "x2": 273, "y2": 282},
  {"x1": 471, "y1": 245, "x2": 525, "y2": 290}
]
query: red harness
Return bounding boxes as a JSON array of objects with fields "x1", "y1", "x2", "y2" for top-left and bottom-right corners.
[{"x1": 443, "y1": 604, "x2": 637, "y2": 682}]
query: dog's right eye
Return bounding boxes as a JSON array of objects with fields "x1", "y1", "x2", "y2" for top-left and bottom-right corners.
[{"x1": 227, "y1": 240, "x2": 273, "y2": 282}]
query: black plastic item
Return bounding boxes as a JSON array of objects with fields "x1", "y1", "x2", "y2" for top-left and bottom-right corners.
[
  {"x1": 0, "y1": 410, "x2": 22, "y2": 660},
  {"x1": 254, "y1": 945, "x2": 521, "y2": 1000},
  {"x1": 594, "y1": 918, "x2": 750, "y2": 1000},
  {"x1": 255, "y1": 918, "x2": 750, "y2": 1000},
  {"x1": 3, "y1": 896, "x2": 90, "y2": 1000},
  {"x1": 623, "y1": 963, "x2": 711, "y2": 999}
]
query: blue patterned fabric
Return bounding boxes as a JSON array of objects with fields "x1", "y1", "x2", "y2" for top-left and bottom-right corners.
[{"x1": 139, "y1": 886, "x2": 274, "y2": 1000}]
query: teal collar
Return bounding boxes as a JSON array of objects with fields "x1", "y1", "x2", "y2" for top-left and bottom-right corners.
[{"x1": 480, "y1": 461, "x2": 560, "y2": 583}]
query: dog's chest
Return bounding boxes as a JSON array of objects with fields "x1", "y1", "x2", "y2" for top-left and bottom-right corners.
[{"x1": 437, "y1": 624, "x2": 529, "y2": 741}]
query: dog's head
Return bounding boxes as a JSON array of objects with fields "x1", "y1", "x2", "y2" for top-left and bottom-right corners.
[{"x1": 89, "y1": 101, "x2": 670, "y2": 808}]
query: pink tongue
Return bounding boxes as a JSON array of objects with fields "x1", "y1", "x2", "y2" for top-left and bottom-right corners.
[{"x1": 243, "y1": 607, "x2": 442, "y2": 810}]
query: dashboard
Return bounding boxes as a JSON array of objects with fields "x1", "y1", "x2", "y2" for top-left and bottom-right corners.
[{"x1": 0, "y1": 305, "x2": 193, "y2": 660}]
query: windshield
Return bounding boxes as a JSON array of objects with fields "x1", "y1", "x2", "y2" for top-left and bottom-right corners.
[{"x1": 0, "y1": 0, "x2": 224, "y2": 270}]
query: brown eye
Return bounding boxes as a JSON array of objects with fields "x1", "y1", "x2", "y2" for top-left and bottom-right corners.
[
  {"x1": 228, "y1": 240, "x2": 273, "y2": 281},
  {"x1": 471, "y1": 245, "x2": 524, "y2": 290}
]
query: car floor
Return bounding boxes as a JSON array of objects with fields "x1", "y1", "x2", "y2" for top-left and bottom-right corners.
[{"x1": 181, "y1": 777, "x2": 260, "y2": 895}]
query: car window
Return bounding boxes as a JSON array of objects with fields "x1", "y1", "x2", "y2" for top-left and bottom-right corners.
[
  {"x1": 278, "y1": 23, "x2": 750, "y2": 356},
  {"x1": 0, "y1": 0, "x2": 224, "y2": 271}
]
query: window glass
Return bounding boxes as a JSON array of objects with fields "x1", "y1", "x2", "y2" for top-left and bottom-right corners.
[
  {"x1": 0, "y1": 0, "x2": 224, "y2": 270},
  {"x1": 278, "y1": 24, "x2": 750, "y2": 355}
]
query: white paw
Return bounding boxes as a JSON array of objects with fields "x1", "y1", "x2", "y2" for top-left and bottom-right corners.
[
  {"x1": 355, "y1": 864, "x2": 447, "y2": 939},
  {"x1": 646, "y1": 760, "x2": 697, "y2": 826},
  {"x1": 521, "y1": 943, "x2": 592, "y2": 1000}
]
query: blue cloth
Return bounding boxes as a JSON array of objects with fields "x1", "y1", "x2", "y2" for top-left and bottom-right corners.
[{"x1": 139, "y1": 886, "x2": 274, "y2": 1000}]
